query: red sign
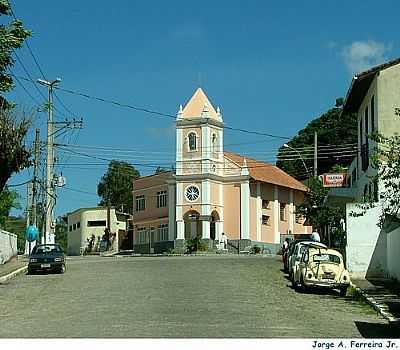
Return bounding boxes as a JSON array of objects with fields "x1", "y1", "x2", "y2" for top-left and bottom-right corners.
[{"x1": 321, "y1": 173, "x2": 347, "y2": 188}]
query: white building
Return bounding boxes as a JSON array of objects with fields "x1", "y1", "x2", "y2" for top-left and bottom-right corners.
[
  {"x1": 67, "y1": 207, "x2": 129, "y2": 255},
  {"x1": 337, "y1": 57, "x2": 400, "y2": 280}
]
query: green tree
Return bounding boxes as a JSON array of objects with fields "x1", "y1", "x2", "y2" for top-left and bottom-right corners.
[
  {"x1": 0, "y1": 187, "x2": 20, "y2": 227},
  {"x1": 296, "y1": 177, "x2": 345, "y2": 246},
  {"x1": 55, "y1": 216, "x2": 68, "y2": 252},
  {"x1": 276, "y1": 107, "x2": 357, "y2": 179},
  {"x1": 357, "y1": 133, "x2": 400, "y2": 228},
  {"x1": 0, "y1": 1, "x2": 32, "y2": 193},
  {"x1": 0, "y1": 108, "x2": 32, "y2": 192},
  {"x1": 97, "y1": 160, "x2": 140, "y2": 213},
  {"x1": 0, "y1": 1, "x2": 31, "y2": 94}
]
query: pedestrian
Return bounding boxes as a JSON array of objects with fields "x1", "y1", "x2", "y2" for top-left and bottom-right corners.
[
  {"x1": 283, "y1": 237, "x2": 289, "y2": 251},
  {"x1": 219, "y1": 232, "x2": 228, "y2": 250},
  {"x1": 311, "y1": 231, "x2": 321, "y2": 242},
  {"x1": 282, "y1": 238, "x2": 290, "y2": 272}
]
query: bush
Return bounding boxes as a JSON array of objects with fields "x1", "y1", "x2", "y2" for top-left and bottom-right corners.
[
  {"x1": 186, "y1": 236, "x2": 207, "y2": 254},
  {"x1": 166, "y1": 248, "x2": 181, "y2": 255}
]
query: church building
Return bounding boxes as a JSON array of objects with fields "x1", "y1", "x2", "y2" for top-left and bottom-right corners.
[{"x1": 131, "y1": 88, "x2": 312, "y2": 253}]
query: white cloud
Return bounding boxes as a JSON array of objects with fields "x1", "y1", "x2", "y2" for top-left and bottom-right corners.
[{"x1": 341, "y1": 40, "x2": 390, "y2": 75}]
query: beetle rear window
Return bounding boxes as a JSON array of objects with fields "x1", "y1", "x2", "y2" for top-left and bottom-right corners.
[{"x1": 313, "y1": 254, "x2": 340, "y2": 264}]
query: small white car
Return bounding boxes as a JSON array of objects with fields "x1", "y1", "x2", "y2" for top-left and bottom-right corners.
[
  {"x1": 288, "y1": 241, "x2": 327, "y2": 280},
  {"x1": 292, "y1": 245, "x2": 350, "y2": 296}
]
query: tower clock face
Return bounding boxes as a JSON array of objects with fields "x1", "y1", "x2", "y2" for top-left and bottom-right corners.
[{"x1": 185, "y1": 185, "x2": 200, "y2": 202}]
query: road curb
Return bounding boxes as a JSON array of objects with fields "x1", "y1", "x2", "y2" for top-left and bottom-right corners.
[
  {"x1": 351, "y1": 282, "x2": 400, "y2": 324},
  {"x1": 0, "y1": 265, "x2": 28, "y2": 284}
]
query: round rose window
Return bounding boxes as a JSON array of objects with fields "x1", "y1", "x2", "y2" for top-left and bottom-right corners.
[{"x1": 185, "y1": 185, "x2": 200, "y2": 202}]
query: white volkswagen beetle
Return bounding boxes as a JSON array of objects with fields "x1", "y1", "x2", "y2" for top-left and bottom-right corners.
[{"x1": 292, "y1": 245, "x2": 350, "y2": 296}]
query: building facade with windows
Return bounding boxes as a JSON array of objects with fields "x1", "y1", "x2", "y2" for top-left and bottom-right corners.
[
  {"x1": 342, "y1": 57, "x2": 400, "y2": 201},
  {"x1": 132, "y1": 88, "x2": 312, "y2": 253},
  {"x1": 332, "y1": 57, "x2": 400, "y2": 279},
  {"x1": 67, "y1": 207, "x2": 129, "y2": 255}
]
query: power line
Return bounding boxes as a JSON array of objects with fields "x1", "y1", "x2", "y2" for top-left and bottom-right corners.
[
  {"x1": 54, "y1": 147, "x2": 356, "y2": 174},
  {"x1": 53, "y1": 91, "x2": 80, "y2": 119},
  {"x1": 7, "y1": 180, "x2": 32, "y2": 187},
  {"x1": 12, "y1": 72, "x2": 42, "y2": 107},
  {"x1": 61, "y1": 186, "x2": 99, "y2": 197},
  {"x1": 13, "y1": 53, "x2": 47, "y2": 103},
  {"x1": 51, "y1": 141, "x2": 358, "y2": 156},
  {"x1": 9, "y1": 5, "x2": 47, "y2": 80},
  {"x1": 10, "y1": 6, "x2": 80, "y2": 120},
  {"x1": 12, "y1": 75, "x2": 291, "y2": 140}
]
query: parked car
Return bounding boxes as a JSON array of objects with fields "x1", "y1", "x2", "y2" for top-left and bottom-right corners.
[
  {"x1": 28, "y1": 244, "x2": 66, "y2": 274},
  {"x1": 288, "y1": 241, "x2": 327, "y2": 280},
  {"x1": 292, "y1": 245, "x2": 350, "y2": 296},
  {"x1": 283, "y1": 238, "x2": 310, "y2": 272}
]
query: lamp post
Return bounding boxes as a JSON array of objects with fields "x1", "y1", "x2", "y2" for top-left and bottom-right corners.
[
  {"x1": 283, "y1": 144, "x2": 311, "y2": 182},
  {"x1": 37, "y1": 78, "x2": 61, "y2": 244}
]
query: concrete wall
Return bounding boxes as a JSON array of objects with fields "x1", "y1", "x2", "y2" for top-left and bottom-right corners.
[
  {"x1": 0, "y1": 229, "x2": 17, "y2": 264},
  {"x1": 346, "y1": 203, "x2": 387, "y2": 278},
  {"x1": 387, "y1": 224, "x2": 400, "y2": 281},
  {"x1": 378, "y1": 64, "x2": 400, "y2": 138}
]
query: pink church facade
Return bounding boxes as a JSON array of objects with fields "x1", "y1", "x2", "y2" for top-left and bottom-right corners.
[{"x1": 132, "y1": 88, "x2": 312, "y2": 253}]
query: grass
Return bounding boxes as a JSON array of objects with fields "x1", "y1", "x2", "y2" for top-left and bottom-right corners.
[{"x1": 347, "y1": 286, "x2": 380, "y2": 315}]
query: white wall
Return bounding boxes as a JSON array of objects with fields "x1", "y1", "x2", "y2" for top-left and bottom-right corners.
[
  {"x1": 0, "y1": 229, "x2": 17, "y2": 264},
  {"x1": 387, "y1": 226, "x2": 400, "y2": 281},
  {"x1": 346, "y1": 203, "x2": 387, "y2": 278}
]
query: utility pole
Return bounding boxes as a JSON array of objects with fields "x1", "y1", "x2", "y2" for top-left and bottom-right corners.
[
  {"x1": 25, "y1": 182, "x2": 33, "y2": 255},
  {"x1": 25, "y1": 129, "x2": 41, "y2": 255},
  {"x1": 37, "y1": 78, "x2": 61, "y2": 245},
  {"x1": 32, "y1": 129, "x2": 40, "y2": 227},
  {"x1": 314, "y1": 131, "x2": 318, "y2": 177}
]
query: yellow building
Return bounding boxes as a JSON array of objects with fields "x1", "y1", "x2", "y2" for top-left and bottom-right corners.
[
  {"x1": 67, "y1": 207, "x2": 129, "y2": 255},
  {"x1": 132, "y1": 88, "x2": 312, "y2": 253}
]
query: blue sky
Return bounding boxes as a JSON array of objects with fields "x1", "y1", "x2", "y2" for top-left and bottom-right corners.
[{"x1": 5, "y1": 0, "x2": 400, "y2": 217}]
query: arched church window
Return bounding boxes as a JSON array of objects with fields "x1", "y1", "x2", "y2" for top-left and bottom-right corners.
[
  {"x1": 188, "y1": 132, "x2": 197, "y2": 151},
  {"x1": 211, "y1": 133, "x2": 217, "y2": 152}
]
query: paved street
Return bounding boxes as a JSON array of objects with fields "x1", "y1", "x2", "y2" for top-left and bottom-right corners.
[{"x1": 0, "y1": 255, "x2": 397, "y2": 338}]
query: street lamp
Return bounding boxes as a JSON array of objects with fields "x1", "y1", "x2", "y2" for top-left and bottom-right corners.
[
  {"x1": 37, "y1": 78, "x2": 61, "y2": 244},
  {"x1": 283, "y1": 143, "x2": 311, "y2": 182}
]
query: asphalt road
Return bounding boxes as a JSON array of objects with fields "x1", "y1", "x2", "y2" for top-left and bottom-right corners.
[{"x1": 0, "y1": 255, "x2": 397, "y2": 338}]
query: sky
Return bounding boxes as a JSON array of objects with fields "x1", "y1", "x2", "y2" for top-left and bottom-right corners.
[{"x1": 4, "y1": 0, "x2": 400, "y2": 218}]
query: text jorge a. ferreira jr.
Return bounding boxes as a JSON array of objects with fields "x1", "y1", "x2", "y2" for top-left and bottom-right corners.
[{"x1": 312, "y1": 340, "x2": 398, "y2": 349}]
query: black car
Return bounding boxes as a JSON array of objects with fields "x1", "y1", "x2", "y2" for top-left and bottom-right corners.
[{"x1": 28, "y1": 244, "x2": 66, "y2": 274}]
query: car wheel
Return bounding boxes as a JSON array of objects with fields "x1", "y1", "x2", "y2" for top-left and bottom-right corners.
[
  {"x1": 27, "y1": 268, "x2": 33, "y2": 275},
  {"x1": 59, "y1": 264, "x2": 66, "y2": 274},
  {"x1": 339, "y1": 286, "x2": 348, "y2": 297},
  {"x1": 300, "y1": 275, "x2": 308, "y2": 293},
  {"x1": 292, "y1": 277, "x2": 298, "y2": 290}
]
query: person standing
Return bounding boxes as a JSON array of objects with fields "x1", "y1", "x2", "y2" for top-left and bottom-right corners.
[
  {"x1": 311, "y1": 231, "x2": 321, "y2": 242},
  {"x1": 219, "y1": 232, "x2": 228, "y2": 250}
]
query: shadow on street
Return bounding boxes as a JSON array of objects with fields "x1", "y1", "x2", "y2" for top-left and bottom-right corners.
[{"x1": 355, "y1": 321, "x2": 400, "y2": 338}]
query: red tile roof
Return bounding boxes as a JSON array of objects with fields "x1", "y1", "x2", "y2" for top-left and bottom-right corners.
[
  {"x1": 133, "y1": 171, "x2": 173, "y2": 190},
  {"x1": 224, "y1": 151, "x2": 308, "y2": 192}
]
